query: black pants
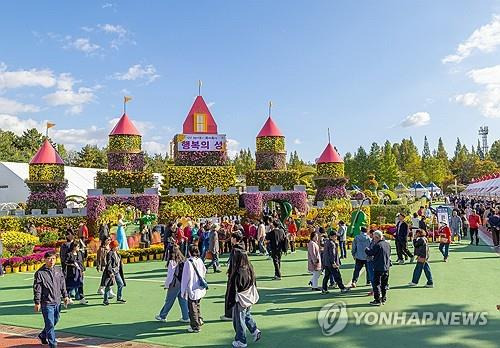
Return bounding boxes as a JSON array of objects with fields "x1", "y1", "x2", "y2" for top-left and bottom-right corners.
[
  {"x1": 470, "y1": 228, "x2": 479, "y2": 245},
  {"x1": 373, "y1": 271, "x2": 389, "y2": 302},
  {"x1": 322, "y1": 266, "x2": 345, "y2": 291},
  {"x1": 396, "y1": 240, "x2": 413, "y2": 261},
  {"x1": 352, "y1": 259, "x2": 368, "y2": 284},
  {"x1": 188, "y1": 299, "x2": 202, "y2": 330},
  {"x1": 492, "y1": 228, "x2": 499, "y2": 246},
  {"x1": 271, "y1": 251, "x2": 282, "y2": 278},
  {"x1": 290, "y1": 240, "x2": 296, "y2": 253}
]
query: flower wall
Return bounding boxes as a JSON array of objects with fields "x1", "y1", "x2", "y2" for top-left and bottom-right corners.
[
  {"x1": 109, "y1": 135, "x2": 142, "y2": 152},
  {"x1": 0, "y1": 216, "x2": 85, "y2": 233},
  {"x1": 174, "y1": 150, "x2": 228, "y2": 166},
  {"x1": 245, "y1": 169, "x2": 299, "y2": 191},
  {"x1": 315, "y1": 186, "x2": 348, "y2": 202},
  {"x1": 255, "y1": 152, "x2": 286, "y2": 170},
  {"x1": 160, "y1": 194, "x2": 239, "y2": 221},
  {"x1": 256, "y1": 137, "x2": 285, "y2": 152},
  {"x1": 242, "y1": 191, "x2": 307, "y2": 217},
  {"x1": 96, "y1": 170, "x2": 154, "y2": 194},
  {"x1": 316, "y1": 162, "x2": 345, "y2": 178},
  {"x1": 162, "y1": 165, "x2": 236, "y2": 191},
  {"x1": 28, "y1": 164, "x2": 65, "y2": 182},
  {"x1": 107, "y1": 152, "x2": 145, "y2": 171}
]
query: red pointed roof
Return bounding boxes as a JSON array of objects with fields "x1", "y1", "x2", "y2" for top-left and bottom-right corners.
[
  {"x1": 317, "y1": 143, "x2": 343, "y2": 164},
  {"x1": 182, "y1": 96, "x2": 218, "y2": 134},
  {"x1": 30, "y1": 139, "x2": 64, "y2": 165},
  {"x1": 257, "y1": 117, "x2": 283, "y2": 137},
  {"x1": 110, "y1": 113, "x2": 141, "y2": 136}
]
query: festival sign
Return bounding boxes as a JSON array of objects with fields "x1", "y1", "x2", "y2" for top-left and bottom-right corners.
[
  {"x1": 436, "y1": 206, "x2": 451, "y2": 226},
  {"x1": 177, "y1": 134, "x2": 226, "y2": 152}
]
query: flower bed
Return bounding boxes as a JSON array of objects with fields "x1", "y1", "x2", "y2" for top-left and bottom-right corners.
[
  {"x1": 109, "y1": 135, "x2": 142, "y2": 152},
  {"x1": 107, "y1": 152, "x2": 145, "y2": 171},
  {"x1": 245, "y1": 169, "x2": 299, "y2": 191},
  {"x1": 315, "y1": 186, "x2": 348, "y2": 202},
  {"x1": 160, "y1": 194, "x2": 239, "y2": 221},
  {"x1": 0, "y1": 216, "x2": 85, "y2": 234},
  {"x1": 317, "y1": 162, "x2": 344, "y2": 178},
  {"x1": 26, "y1": 187, "x2": 67, "y2": 213},
  {"x1": 162, "y1": 165, "x2": 236, "y2": 191},
  {"x1": 255, "y1": 152, "x2": 286, "y2": 170},
  {"x1": 242, "y1": 191, "x2": 307, "y2": 217},
  {"x1": 0, "y1": 231, "x2": 39, "y2": 256},
  {"x1": 256, "y1": 136, "x2": 285, "y2": 152},
  {"x1": 174, "y1": 150, "x2": 228, "y2": 166},
  {"x1": 28, "y1": 164, "x2": 65, "y2": 182},
  {"x1": 1, "y1": 248, "x2": 55, "y2": 274},
  {"x1": 96, "y1": 170, "x2": 154, "y2": 194}
]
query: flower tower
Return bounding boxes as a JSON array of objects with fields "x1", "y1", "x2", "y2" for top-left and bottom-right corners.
[
  {"x1": 246, "y1": 106, "x2": 299, "y2": 190},
  {"x1": 313, "y1": 141, "x2": 348, "y2": 202},
  {"x1": 95, "y1": 113, "x2": 154, "y2": 193},
  {"x1": 26, "y1": 139, "x2": 67, "y2": 213}
]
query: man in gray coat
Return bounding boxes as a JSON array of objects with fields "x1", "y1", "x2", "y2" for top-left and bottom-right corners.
[
  {"x1": 206, "y1": 224, "x2": 221, "y2": 273},
  {"x1": 351, "y1": 227, "x2": 372, "y2": 287},
  {"x1": 450, "y1": 210, "x2": 463, "y2": 242}
]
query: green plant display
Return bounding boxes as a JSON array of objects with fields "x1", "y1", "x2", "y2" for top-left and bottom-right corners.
[
  {"x1": 109, "y1": 135, "x2": 142, "y2": 152},
  {"x1": 28, "y1": 164, "x2": 65, "y2": 182},
  {"x1": 316, "y1": 162, "x2": 345, "y2": 178},
  {"x1": 162, "y1": 166, "x2": 236, "y2": 191},
  {"x1": 370, "y1": 204, "x2": 410, "y2": 224},
  {"x1": 0, "y1": 216, "x2": 86, "y2": 233},
  {"x1": 160, "y1": 194, "x2": 239, "y2": 221},
  {"x1": 245, "y1": 169, "x2": 299, "y2": 191},
  {"x1": 96, "y1": 204, "x2": 134, "y2": 226},
  {"x1": 256, "y1": 136, "x2": 285, "y2": 152},
  {"x1": 0, "y1": 231, "x2": 39, "y2": 256},
  {"x1": 96, "y1": 170, "x2": 154, "y2": 194}
]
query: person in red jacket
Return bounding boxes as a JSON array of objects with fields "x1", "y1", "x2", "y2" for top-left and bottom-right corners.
[
  {"x1": 468, "y1": 210, "x2": 481, "y2": 246},
  {"x1": 438, "y1": 222, "x2": 452, "y2": 262},
  {"x1": 176, "y1": 223, "x2": 188, "y2": 255},
  {"x1": 286, "y1": 218, "x2": 297, "y2": 253}
]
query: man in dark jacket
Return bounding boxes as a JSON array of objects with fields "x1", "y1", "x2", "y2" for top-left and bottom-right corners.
[
  {"x1": 365, "y1": 231, "x2": 391, "y2": 306},
  {"x1": 395, "y1": 214, "x2": 413, "y2": 264},
  {"x1": 266, "y1": 221, "x2": 287, "y2": 280},
  {"x1": 33, "y1": 251, "x2": 70, "y2": 347},
  {"x1": 59, "y1": 234, "x2": 74, "y2": 275},
  {"x1": 221, "y1": 231, "x2": 246, "y2": 321},
  {"x1": 321, "y1": 231, "x2": 350, "y2": 294}
]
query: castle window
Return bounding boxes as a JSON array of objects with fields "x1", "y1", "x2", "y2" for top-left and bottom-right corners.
[{"x1": 194, "y1": 113, "x2": 207, "y2": 132}]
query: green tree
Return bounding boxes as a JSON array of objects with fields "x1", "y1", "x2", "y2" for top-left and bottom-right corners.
[
  {"x1": 74, "y1": 145, "x2": 107, "y2": 168},
  {"x1": 490, "y1": 140, "x2": 500, "y2": 166},
  {"x1": 422, "y1": 136, "x2": 431, "y2": 160},
  {"x1": 145, "y1": 153, "x2": 171, "y2": 172},
  {"x1": 379, "y1": 140, "x2": 399, "y2": 188},
  {"x1": 477, "y1": 139, "x2": 484, "y2": 159},
  {"x1": 233, "y1": 148, "x2": 255, "y2": 175},
  {"x1": 367, "y1": 142, "x2": 382, "y2": 177}
]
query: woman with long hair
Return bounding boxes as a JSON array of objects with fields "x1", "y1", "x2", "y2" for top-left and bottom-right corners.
[
  {"x1": 102, "y1": 240, "x2": 127, "y2": 305},
  {"x1": 96, "y1": 238, "x2": 115, "y2": 298},
  {"x1": 307, "y1": 231, "x2": 322, "y2": 291},
  {"x1": 64, "y1": 242, "x2": 87, "y2": 304},
  {"x1": 116, "y1": 214, "x2": 129, "y2": 250},
  {"x1": 227, "y1": 246, "x2": 261, "y2": 347},
  {"x1": 155, "y1": 244, "x2": 190, "y2": 323}
]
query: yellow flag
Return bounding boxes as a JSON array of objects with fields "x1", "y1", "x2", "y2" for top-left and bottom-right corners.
[
  {"x1": 124, "y1": 96, "x2": 132, "y2": 103},
  {"x1": 47, "y1": 122, "x2": 56, "y2": 129}
]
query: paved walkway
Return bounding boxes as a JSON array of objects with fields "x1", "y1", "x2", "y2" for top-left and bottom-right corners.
[{"x1": 0, "y1": 324, "x2": 167, "y2": 348}]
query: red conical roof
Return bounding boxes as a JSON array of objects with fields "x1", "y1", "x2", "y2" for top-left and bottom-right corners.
[
  {"x1": 30, "y1": 139, "x2": 64, "y2": 165},
  {"x1": 317, "y1": 143, "x2": 343, "y2": 164},
  {"x1": 183, "y1": 96, "x2": 218, "y2": 134},
  {"x1": 257, "y1": 117, "x2": 283, "y2": 137},
  {"x1": 109, "y1": 113, "x2": 141, "y2": 136}
]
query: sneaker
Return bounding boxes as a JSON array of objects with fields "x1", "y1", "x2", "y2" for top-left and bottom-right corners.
[
  {"x1": 220, "y1": 315, "x2": 232, "y2": 321},
  {"x1": 351, "y1": 282, "x2": 357, "y2": 288},
  {"x1": 369, "y1": 300, "x2": 382, "y2": 306},
  {"x1": 187, "y1": 327, "x2": 200, "y2": 333},
  {"x1": 272, "y1": 276, "x2": 282, "y2": 280},
  {"x1": 443, "y1": 258, "x2": 448, "y2": 262},
  {"x1": 425, "y1": 283, "x2": 434, "y2": 288},
  {"x1": 381, "y1": 298, "x2": 387, "y2": 304},
  {"x1": 97, "y1": 288, "x2": 104, "y2": 295},
  {"x1": 232, "y1": 341, "x2": 248, "y2": 348},
  {"x1": 321, "y1": 290, "x2": 329, "y2": 295},
  {"x1": 117, "y1": 298, "x2": 127, "y2": 303},
  {"x1": 155, "y1": 315, "x2": 166, "y2": 322},
  {"x1": 408, "y1": 282, "x2": 418, "y2": 287},
  {"x1": 38, "y1": 334, "x2": 48, "y2": 345},
  {"x1": 200, "y1": 318, "x2": 204, "y2": 326},
  {"x1": 179, "y1": 318, "x2": 190, "y2": 323},
  {"x1": 102, "y1": 301, "x2": 109, "y2": 306},
  {"x1": 215, "y1": 269, "x2": 222, "y2": 273},
  {"x1": 79, "y1": 298, "x2": 88, "y2": 304},
  {"x1": 340, "y1": 288, "x2": 350, "y2": 293},
  {"x1": 252, "y1": 329, "x2": 262, "y2": 342},
  {"x1": 311, "y1": 287, "x2": 322, "y2": 291}
]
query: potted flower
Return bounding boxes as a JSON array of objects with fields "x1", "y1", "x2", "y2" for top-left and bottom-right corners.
[
  {"x1": 132, "y1": 249, "x2": 140, "y2": 263},
  {"x1": 10, "y1": 256, "x2": 24, "y2": 273},
  {"x1": 87, "y1": 254, "x2": 96, "y2": 268},
  {"x1": 118, "y1": 250, "x2": 129, "y2": 264},
  {"x1": 24, "y1": 255, "x2": 36, "y2": 272},
  {"x1": 147, "y1": 248, "x2": 154, "y2": 261}
]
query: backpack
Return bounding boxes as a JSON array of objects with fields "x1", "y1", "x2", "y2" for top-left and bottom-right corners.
[{"x1": 175, "y1": 261, "x2": 184, "y2": 282}]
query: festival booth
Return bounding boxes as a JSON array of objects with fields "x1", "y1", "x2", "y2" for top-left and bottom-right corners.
[
  {"x1": 463, "y1": 174, "x2": 500, "y2": 197},
  {"x1": 410, "y1": 182, "x2": 428, "y2": 197}
]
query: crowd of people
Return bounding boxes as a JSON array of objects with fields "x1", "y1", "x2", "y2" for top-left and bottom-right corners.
[{"x1": 30, "y1": 197, "x2": 500, "y2": 348}]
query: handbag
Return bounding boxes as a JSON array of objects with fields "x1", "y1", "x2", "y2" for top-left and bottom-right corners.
[
  {"x1": 189, "y1": 259, "x2": 209, "y2": 290},
  {"x1": 236, "y1": 284, "x2": 259, "y2": 308}
]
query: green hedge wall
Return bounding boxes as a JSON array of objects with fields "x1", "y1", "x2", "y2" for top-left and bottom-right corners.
[
  {"x1": 370, "y1": 204, "x2": 410, "y2": 224},
  {"x1": 246, "y1": 169, "x2": 299, "y2": 191},
  {"x1": 0, "y1": 216, "x2": 86, "y2": 233},
  {"x1": 162, "y1": 166, "x2": 236, "y2": 191},
  {"x1": 160, "y1": 194, "x2": 239, "y2": 221},
  {"x1": 96, "y1": 170, "x2": 154, "y2": 194}
]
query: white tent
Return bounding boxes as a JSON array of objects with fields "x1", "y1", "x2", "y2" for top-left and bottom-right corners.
[{"x1": 462, "y1": 177, "x2": 500, "y2": 197}]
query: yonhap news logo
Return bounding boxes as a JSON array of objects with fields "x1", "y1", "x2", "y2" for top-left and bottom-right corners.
[{"x1": 317, "y1": 302, "x2": 489, "y2": 336}]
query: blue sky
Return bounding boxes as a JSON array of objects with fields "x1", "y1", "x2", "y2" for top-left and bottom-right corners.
[{"x1": 0, "y1": 1, "x2": 499, "y2": 161}]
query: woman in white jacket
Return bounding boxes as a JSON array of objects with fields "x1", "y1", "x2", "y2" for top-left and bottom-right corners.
[
  {"x1": 155, "y1": 244, "x2": 190, "y2": 323},
  {"x1": 181, "y1": 244, "x2": 207, "y2": 333}
]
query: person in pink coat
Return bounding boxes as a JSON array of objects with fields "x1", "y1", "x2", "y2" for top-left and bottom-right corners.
[{"x1": 307, "y1": 231, "x2": 322, "y2": 291}]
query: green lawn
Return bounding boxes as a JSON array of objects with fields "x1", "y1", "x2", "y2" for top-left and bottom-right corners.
[{"x1": 0, "y1": 242, "x2": 499, "y2": 348}]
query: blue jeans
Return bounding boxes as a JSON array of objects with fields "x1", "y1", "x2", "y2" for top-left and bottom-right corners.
[
  {"x1": 40, "y1": 304, "x2": 61, "y2": 347},
  {"x1": 104, "y1": 273, "x2": 124, "y2": 302},
  {"x1": 367, "y1": 260, "x2": 374, "y2": 285},
  {"x1": 232, "y1": 303, "x2": 258, "y2": 344},
  {"x1": 439, "y1": 243, "x2": 449, "y2": 259},
  {"x1": 159, "y1": 284, "x2": 189, "y2": 320},
  {"x1": 339, "y1": 241, "x2": 347, "y2": 258},
  {"x1": 206, "y1": 252, "x2": 219, "y2": 271},
  {"x1": 411, "y1": 261, "x2": 433, "y2": 285}
]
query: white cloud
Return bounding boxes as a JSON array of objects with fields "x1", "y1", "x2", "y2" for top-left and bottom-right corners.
[
  {"x1": 0, "y1": 97, "x2": 40, "y2": 114},
  {"x1": 400, "y1": 112, "x2": 430, "y2": 127},
  {"x1": 293, "y1": 138, "x2": 302, "y2": 145},
  {"x1": 226, "y1": 138, "x2": 240, "y2": 159},
  {"x1": 98, "y1": 24, "x2": 126, "y2": 36},
  {"x1": 102, "y1": 3, "x2": 114, "y2": 9},
  {"x1": 43, "y1": 74, "x2": 95, "y2": 114},
  {"x1": 113, "y1": 64, "x2": 159, "y2": 83},
  {"x1": 67, "y1": 38, "x2": 100, "y2": 54},
  {"x1": 0, "y1": 114, "x2": 41, "y2": 135},
  {"x1": 207, "y1": 101, "x2": 215, "y2": 108},
  {"x1": 0, "y1": 62, "x2": 56, "y2": 90},
  {"x1": 453, "y1": 65, "x2": 500, "y2": 118},
  {"x1": 97, "y1": 23, "x2": 133, "y2": 49},
  {"x1": 443, "y1": 14, "x2": 500, "y2": 63},
  {"x1": 143, "y1": 141, "x2": 167, "y2": 155}
]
